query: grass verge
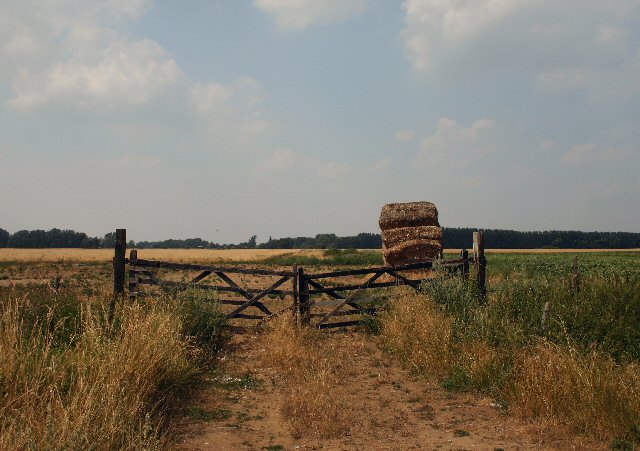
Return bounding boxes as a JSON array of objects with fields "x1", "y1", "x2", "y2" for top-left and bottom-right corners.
[
  {"x1": 0, "y1": 287, "x2": 228, "y2": 450},
  {"x1": 379, "y1": 275, "x2": 640, "y2": 446}
]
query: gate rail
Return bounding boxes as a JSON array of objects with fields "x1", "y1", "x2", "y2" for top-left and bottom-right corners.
[{"x1": 298, "y1": 258, "x2": 472, "y2": 329}]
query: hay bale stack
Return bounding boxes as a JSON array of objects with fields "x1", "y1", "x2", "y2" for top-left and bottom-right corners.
[
  {"x1": 381, "y1": 225, "x2": 442, "y2": 249},
  {"x1": 382, "y1": 239, "x2": 442, "y2": 264},
  {"x1": 379, "y1": 202, "x2": 439, "y2": 231},
  {"x1": 379, "y1": 202, "x2": 443, "y2": 267}
]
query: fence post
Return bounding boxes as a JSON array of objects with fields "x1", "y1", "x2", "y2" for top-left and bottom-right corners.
[
  {"x1": 461, "y1": 249, "x2": 469, "y2": 280},
  {"x1": 541, "y1": 301, "x2": 551, "y2": 332},
  {"x1": 292, "y1": 264, "x2": 299, "y2": 326},
  {"x1": 473, "y1": 231, "x2": 486, "y2": 300},
  {"x1": 129, "y1": 249, "x2": 138, "y2": 301},
  {"x1": 571, "y1": 255, "x2": 580, "y2": 292},
  {"x1": 298, "y1": 266, "x2": 310, "y2": 326},
  {"x1": 53, "y1": 275, "x2": 62, "y2": 291},
  {"x1": 109, "y1": 229, "x2": 126, "y2": 322}
]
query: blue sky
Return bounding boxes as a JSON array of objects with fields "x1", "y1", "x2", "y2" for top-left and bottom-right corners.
[{"x1": 1, "y1": 0, "x2": 639, "y2": 243}]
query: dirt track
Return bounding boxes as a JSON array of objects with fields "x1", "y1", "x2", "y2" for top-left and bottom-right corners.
[{"x1": 177, "y1": 332, "x2": 602, "y2": 451}]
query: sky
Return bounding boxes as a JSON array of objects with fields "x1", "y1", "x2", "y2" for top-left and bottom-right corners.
[{"x1": 1, "y1": 0, "x2": 639, "y2": 243}]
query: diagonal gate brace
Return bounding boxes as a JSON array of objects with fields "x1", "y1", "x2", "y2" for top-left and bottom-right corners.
[
  {"x1": 215, "y1": 271, "x2": 274, "y2": 316},
  {"x1": 316, "y1": 271, "x2": 384, "y2": 327},
  {"x1": 385, "y1": 270, "x2": 421, "y2": 291},
  {"x1": 307, "y1": 279, "x2": 369, "y2": 314},
  {"x1": 227, "y1": 275, "x2": 290, "y2": 319}
]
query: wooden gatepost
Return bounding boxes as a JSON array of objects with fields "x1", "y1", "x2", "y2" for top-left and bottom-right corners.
[
  {"x1": 109, "y1": 228, "x2": 126, "y2": 322},
  {"x1": 473, "y1": 231, "x2": 486, "y2": 300}
]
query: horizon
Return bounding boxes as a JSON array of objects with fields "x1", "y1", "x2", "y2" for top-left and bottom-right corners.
[
  {"x1": 2, "y1": 1, "x2": 639, "y2": 241},
  {"x1": 2, "y1": 225, "x2": 640, "y2": 246}
]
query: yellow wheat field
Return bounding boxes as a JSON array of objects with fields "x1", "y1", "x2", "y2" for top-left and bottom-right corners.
[
  {"x1": 0, "y1": 247, "x2": 637, "y2": 263},
  {"x1": 0, "y1": 248, "x2": 327, "y2": 263}
]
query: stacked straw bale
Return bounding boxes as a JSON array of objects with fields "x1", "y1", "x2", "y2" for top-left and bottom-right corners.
[{"x1": 379, "y1": 202, "x2": 443, "y2": 267}]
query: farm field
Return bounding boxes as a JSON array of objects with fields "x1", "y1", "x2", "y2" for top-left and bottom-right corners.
[
  {"x1": 0, "y1": 248, "x2": 326, "y2": 263},
  {"x1": 1, "y1": 247, "x2": 638, "y2": 263},
  {"x1": 1, "y1": 250, "x2": 639, "y2": 449}
]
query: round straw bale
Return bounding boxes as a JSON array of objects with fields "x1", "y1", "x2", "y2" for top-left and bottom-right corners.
[
  {"x1": 379, "y1": 202, "x2": 439, "y2": 231},
  {"x1": 383, "y1": 239, "x2": 442, "y2": 265},
  {"x1": 382, "y1": 226, "x2": 443, "y2": 248}
]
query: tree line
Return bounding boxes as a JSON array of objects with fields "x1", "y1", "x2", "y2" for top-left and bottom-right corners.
[
  {"x1": 1, "y1": 227, "x2": 639, "y2": 250},
  {"x1": 0, "y1": 228, "x2": 101, "y2": 248}
]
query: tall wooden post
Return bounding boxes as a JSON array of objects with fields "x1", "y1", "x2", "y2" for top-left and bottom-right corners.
[
  {"x1": 128, "y1": 249, "x2": 138, "y2": 301},
  {"x1": 541, "y1": 301, "x2": 551, "y2": 332},
  {"x1": 473, "y1": 231, "x2": 486, "y2": 300},
  {"x1": 461, "y1": 249, "x2": 469, "y2": 280},
  {"x1": 298, "y1": 266, "x2": 310, "y2": 326},
  {"x1": 571, "y1": 255, "x2": 580, "y2": 292},
  {"x1": 292, "y1": 264, "x2": 299, "y2": 326},
  {"x1": 109, "y1": 229, "x2": 126, "y2": 322}
]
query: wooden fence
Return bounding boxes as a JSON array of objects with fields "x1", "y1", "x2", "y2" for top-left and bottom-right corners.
[{"x1": 110, "y1": 229, "x2": 486, "y2": 330}]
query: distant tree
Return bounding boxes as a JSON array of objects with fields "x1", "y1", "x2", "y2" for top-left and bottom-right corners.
[
  {"x1": 81, "y1": 237, "x2": 101, "y2": 248},
  {"x1": 0, "y1": 228, "x2": 9, "y2": 247},
  {"x1": 102, "y1": 232, "x2": 116, "y2": 248},
  {"x1": 8, "y1": 230, "x2": 33, "y2": 247}
]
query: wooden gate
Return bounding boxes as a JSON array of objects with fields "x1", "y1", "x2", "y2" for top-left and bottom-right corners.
[
  {"x1": 126, "y1": 251, "x2": 297, "y2": 324},
  {"x1": 110, "y1": 229, "x2": 486, "y2": 330},
  {"x1": 297, "y1": 258, "x2": 471, "y2": 329}
]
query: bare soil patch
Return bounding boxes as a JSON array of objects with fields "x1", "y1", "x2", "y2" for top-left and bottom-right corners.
[{"x1": 177, "y1": 331, "x2": 602, "y2": 450}]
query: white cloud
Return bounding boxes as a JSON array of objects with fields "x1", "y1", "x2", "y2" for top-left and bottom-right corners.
[
  {"x1": 535, "y1": 69, "x2": 588, "y2": 93},
  {"x1": 394, "y1": 129, "x2": 415, "y2": 143},
  {"x1": 372, "y1": 156, "x2": 392, "y2": 172},
  {"x1": 401, "y1": 0, "x2": 640, "y2": 100},
  {"x1": 258, "y1": 148, "x2": 349, "y2": 179},
  {"x1": 563, "y1": 143, "x2": 633, "y2": 164},
  {"x1": 597, "y1": 25, "x2": 627, "y2": 44},
  {"x1": 416, "y1": 117, "x2": 496, "y2": 168},
  {"x1": 1, "y1": 1, "x2": 268, "y2": 144},
  {"x1": 8, "y1": 38, "x2": 182, "y2": 110},
  {"x1": 563, "y1": 143, "x2": 596, "y2": 163},
  {"x1": 402, "y1": 0, "x2": 522, "y2": 71},
  {"x1": 254, "y1": 0, "x2": 366, "y2": 30},
  {"x1": 191, "y1": 82, "x2": 234, "y2": 113},
  {"x1": 540, "y1": 140, "x2": 555, "y2": 152}
]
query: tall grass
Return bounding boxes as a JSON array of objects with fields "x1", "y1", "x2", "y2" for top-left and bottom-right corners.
[
  {"x1": 380, "y1": 274, "x2": 640, "y2": 444},
  {"x1": 259, "y1": 315, "x2": 354, "y2": 438},
  {"x1": 0, "y1": 287, "x2": 228, "y2": 450}
]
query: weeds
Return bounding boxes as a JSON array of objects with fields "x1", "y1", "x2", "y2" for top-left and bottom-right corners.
[
  {"x1": 380, "y1": 270, "x2": 640, "y2": 443},
  {"x1": 0, "y1": 297, "x2": 199, "y2": 450},
  {"x1": 176, "y1": 287, "x2": 230, "y2": 358},
  {"x1": 0, "y1": 286, "x2": 229, "y2": 450}
]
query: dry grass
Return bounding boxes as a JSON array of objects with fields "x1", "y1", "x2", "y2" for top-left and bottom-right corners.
[
  {"x1": 0, "y1": 248, "x2": 326, "y2": 263},
  {"x1": 0, "y1": 298, "x2": 197, "y2": 450},
  {"x1": 446, "y1": 248, "x2": 640, "y2": 254},
  {"x1": 380, "y1": 289, "x2": 640, "y2": 444},
  {"x1": 2, "y1": 248, "x2": 637, "y2": 263},
  {"x1": 379, "y1": 289, "x2": 455, "y2": 379},
  {"x1": 511, "y1": 342, "x2": 640, "y2": 440},
  {"x1": 259, "y1": 315, "x2": 355, "y2": 439}
]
